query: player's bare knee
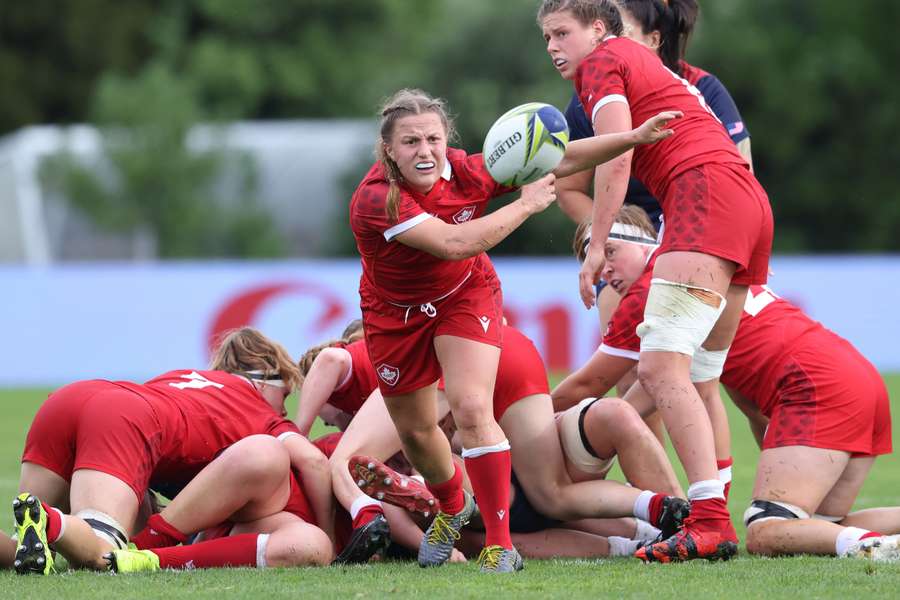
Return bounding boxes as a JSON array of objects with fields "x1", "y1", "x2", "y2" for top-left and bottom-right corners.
[{"x1": 586, "y1": 398, "x2": 637, "y2": 447}]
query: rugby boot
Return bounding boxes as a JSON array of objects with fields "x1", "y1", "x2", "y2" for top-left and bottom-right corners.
[
  {"x1": 418, "y1": 490, "x2": 476, "y2": 567},
  {"x1": 477, "y1": 545, "x2": 524, "y2": 573},
  {"x1": 656, "y1": 496, "x2": 691, "y2": 540},
  {"x1": 12, "y1": 493, "x2": 54, "y2": 575},
  {"x1": 635, "y1": 526, "x2": 737, "y2": 563},
  {"x1": 105, "y1": 548, "x2": 161, "y2": 573},
  {"x1": 333, "y1": 513, "x2": 391, "y2": 565},
  {"x1": 843, "y1": 534, "x2": 900, "y2": 562},
  {"x1": 350, "y1": 455, "x2": 439, "y2": 517}
]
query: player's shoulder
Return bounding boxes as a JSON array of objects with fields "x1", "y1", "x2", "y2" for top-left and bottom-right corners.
[
  {"x1": 447, "y1": 147, "x2": 500, "y2": 195},
  {"x1": 351, "y1": 163, "x2": 390, "y2": 212},
  {"x1": 679, "y1": 61, "x2": 710, "y2": 85}
]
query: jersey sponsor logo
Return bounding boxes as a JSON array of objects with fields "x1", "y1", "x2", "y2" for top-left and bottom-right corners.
[
  {"x1": 478, "y1": 316, "x2": 491, "y2": 333},
  {"x1": 497, "y1": 509, "x2": 506, "y2": 520},
  {"x1": 452, "y1": 205, "x2": 476, "y2": 224},
  {"x1": 169, "y1": 371, "x2": 225, "y2": 390},
  {"x1": 377, "y1": 364, "x2": 400, "y2": 386}
]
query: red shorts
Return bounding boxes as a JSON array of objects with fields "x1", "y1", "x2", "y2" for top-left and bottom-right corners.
[
  {"x1": 763, "y1": 337, "x2": 892, "y2": 457},
  {"x1": 493, "y1": 328, "x2": 550, "y2": 421},
  {"x1": 362, "y1": 257, "x2": 504, "y2": 395},
  {"x1": 22, "y1": 380, "x2": 162, "y2": 503},
  {"x1": 660, "y1": 163, "x2": 773, "y2": 286}
]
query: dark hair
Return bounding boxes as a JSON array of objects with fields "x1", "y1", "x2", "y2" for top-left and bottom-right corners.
[
  {"x1": 617, "y1": 0, "x2": 699, "y2": 75},
  {"x1": 537, "y1": 0, "x2": 624, "y2": 37},
  {"x1": 376, "y1": 89, "x2": 456, "y2": 222}
]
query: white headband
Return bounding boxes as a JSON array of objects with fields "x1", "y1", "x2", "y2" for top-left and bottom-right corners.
[
  {"x1": 608, "y1": 222, "x2": 658, "y2": 246},
  {"x1": 245, "y1": 370, "x2": 285, "y2": 387}
]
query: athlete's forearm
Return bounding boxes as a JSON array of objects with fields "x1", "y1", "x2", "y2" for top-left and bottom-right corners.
[
  {"x1": 555, "y1": 131, "x2": 639, "y2": 179},
  {"x1": 439, "y1": 200, "x2": 533, "y2": 260},
  {"x1": 295, "y1": 355, "x2": 346, "y2": 436},
  {"x1": 589, "y1": 153, "x2": 631, "y2": 249},
  {"x1": 284, "y1": 437, "x2": 335, "y2": 541}
]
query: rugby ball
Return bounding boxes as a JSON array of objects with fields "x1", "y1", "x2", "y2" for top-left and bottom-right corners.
[{"x1": 482, "y1": 102, "x2": 569, "y2": 187}]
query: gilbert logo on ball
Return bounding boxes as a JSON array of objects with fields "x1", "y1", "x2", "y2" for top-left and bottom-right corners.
[{"x1": 483, "y1": 103, "x2": 569, "y2": 187}]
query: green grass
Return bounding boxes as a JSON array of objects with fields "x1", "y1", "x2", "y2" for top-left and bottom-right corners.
[{"x1": 2, "y1": 376, "x2": 900, "y2": 598}]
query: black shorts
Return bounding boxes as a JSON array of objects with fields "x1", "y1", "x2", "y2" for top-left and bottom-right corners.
[{"x1": 509, "y1": 471, "x2": 562, "y2": 533}]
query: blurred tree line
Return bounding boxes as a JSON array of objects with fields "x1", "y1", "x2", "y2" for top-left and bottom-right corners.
[{"x1": 2, "y1": 0, "x2": 897, "y2": 256}]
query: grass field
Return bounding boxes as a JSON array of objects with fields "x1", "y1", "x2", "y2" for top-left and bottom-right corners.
[{"x1": 2, "y1": 377, "x2": 900, "y2": 598}]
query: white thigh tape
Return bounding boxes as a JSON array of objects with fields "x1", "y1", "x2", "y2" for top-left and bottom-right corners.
[
  {"x1": 558, "y1": 398, "x2": 616, "y2": 475},
  {"x1": 75, "y1": 509, "x2": 129, "y2": 549},
  {"x1": 690, "y1": 347, "x2": 730, "y2": 383},
  {"x1": 636, "y1": 279, "x2": 727, "y2": 356}
]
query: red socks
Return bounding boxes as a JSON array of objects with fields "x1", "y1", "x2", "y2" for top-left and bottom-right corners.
[
  {"x1": 426, "y1": 464, "x2": 465, "y2": 516},
  {"x1": 717, "y1": 457, "x2": 734, "y2": 500},
  {"x1": 686, "y1": 480, "x2": 736, "y2": 540},
  {"x1": 351, "y1": 505, "x2": 384, "y2": 530},
  {"x1": 132, "y1": 513, "x2": 189, "y2": 549},
  {"x1": 646, "y1": 494, "x2": 666, "y2": 528},
  {"x1": 154, "y1": 533, "x2": 260, "y2": 569},
  {"x1": 464, "y1": 444, "x2": 513, "y2": 550},
  {"x1": 40, "y1": 502, "x2": 63, "y2": 544}
]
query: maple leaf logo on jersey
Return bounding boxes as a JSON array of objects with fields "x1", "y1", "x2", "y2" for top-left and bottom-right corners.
[
  {"x1": 453, "y1": 205, "x2": 476, "y2": 224},
  {"x1": 377, "y1": 364, "x2": 400, "y2": 386}
]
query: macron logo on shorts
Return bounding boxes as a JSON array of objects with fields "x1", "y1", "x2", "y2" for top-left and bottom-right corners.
[
  {"x1": 377, "y1": 364, "x2": 400, "y2": 386},
  {"x1": 478, "y1": 316, "x2": 491, "y2": 333},
  {"x1": 497, "y1": 509, "x2": 506, "y2": 521}
]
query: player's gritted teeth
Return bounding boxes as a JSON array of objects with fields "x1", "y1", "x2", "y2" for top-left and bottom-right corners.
[
  {"x1": 415, "y1": 161, "x2": 435, "y2": 171},
  {"x1": 610, "y1": 279, "x2": 624, "y2": 293}
]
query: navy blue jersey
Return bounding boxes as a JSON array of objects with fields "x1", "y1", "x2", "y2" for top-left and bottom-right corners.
[{"x1": 564, "y1": 59, "x2": 750, "y2": 232}]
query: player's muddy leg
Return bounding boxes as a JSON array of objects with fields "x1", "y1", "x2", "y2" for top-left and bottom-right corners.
[
  {"x1": 745, "y1": 446, "x2": 855, "y2": 556},
  {"x1": 1, "y1": 531, "x2": 16, "y2": 569},
  {"x1": 582, "y1": 398, "x2": 683, "y2": 497}
]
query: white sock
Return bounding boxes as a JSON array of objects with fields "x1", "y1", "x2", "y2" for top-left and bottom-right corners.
[
  {"x1": 718, "y1": 465, "x2": 733, "y2": 486},
  {"x1": 687, "y1": 479, "x2": 725, "y2": 502},
  {"x1": 256, "y1": 533, "x2": 270, "y2": 569},
  {"x1": 633, "y1": 518, "x2": 662, "y2": 542},
  {"x1": 633, "y1": 490, "x2": 655, "y2": 522},
  {"x1": 835, "y1": 526, "x2": 872, "y2": 556},
  {"x1": 608, "y1": 536, "x2": 642, "y2": 557},
  {"x1": 461, "y1": 439, "x2": 511, "y2": 458},
  {"x1": 349, "y1": 495, "x2": 382, "y2": 520}
]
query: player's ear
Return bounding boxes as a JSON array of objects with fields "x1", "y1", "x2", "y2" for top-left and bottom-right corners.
[
  {"x1": 649, "y1": 30, "x2": 661, "y2": 50},
  {"x1": 383, "y1": 142, "x2": 395, "y2": 162},
  {"x1": 591, "y1": 18, "x2": 606, "y2": 43}
]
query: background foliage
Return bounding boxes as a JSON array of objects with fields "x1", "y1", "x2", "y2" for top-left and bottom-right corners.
[{"x1": 2, "y1": 0, "x2": 897, "y2": 256}]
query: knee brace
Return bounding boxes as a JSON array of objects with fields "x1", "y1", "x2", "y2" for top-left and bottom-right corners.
[
  {"x1": 743, "y1": 499, "x2": 810, "y2": 529},
  {"x1": 558, "y1": 398, "x2": 616, "y2": 476},
  {"x1": 636, "y1": 279, "x2": 727, "y2": 356},
  {"x1": 75, "y1": 509, "x2": 128, "y2": 550},
  {"x1": 690, "y1": 346, "x2": 730, "y2": 383}
]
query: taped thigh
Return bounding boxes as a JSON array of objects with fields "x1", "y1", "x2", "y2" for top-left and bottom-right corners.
[
  {"x1": 690, "y1": 346, "x2": 730, "y2": 383},
  {"x1": 636, "y1": 279, "x2": 726, "y2": 356},
  {"x1": 743, "y1": 499, "x2": 810, "y2": 529},
  {"x1": 75, "y1": 509, "x2": 129, "y2": 549},
  {"x1": 558, "y1": 398, "x2": 616, "y2": 476}
]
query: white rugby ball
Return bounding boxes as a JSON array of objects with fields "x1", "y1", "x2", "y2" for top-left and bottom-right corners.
[{"x1": 482, "y1": 102, "x2": 569, "y2": 187}]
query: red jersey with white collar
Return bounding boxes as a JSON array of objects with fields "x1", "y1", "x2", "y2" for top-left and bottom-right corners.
[
  {"x1": 327, "y1": 340, "x2": 378, "y2": 414},
  {"x1": 350, "y1": 148, "x2": 515, "y2": 305},
  {"x1": 575, "y1": 37, "x2": 746, "y2": 201},
  {"x1": 112, "y1": 369, "x2": 300, "y2": 486}
]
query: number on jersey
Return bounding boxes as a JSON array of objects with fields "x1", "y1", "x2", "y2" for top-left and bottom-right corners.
[
  {"x1": 169, "y1": 371, "x2": 225, "y2": 390},
  {"x1": 665, "y1": 67, "x2": 719, "y2": 123},
  {"x1": 743, "y1": 286, "x2": 779, "y2": 317}
]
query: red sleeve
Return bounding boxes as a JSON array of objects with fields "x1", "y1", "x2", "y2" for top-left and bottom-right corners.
[
  {"x1": 460, "y1": 151, "x2": 518, "y2": 198},
  {"x1": 350, "y1": 180, "x2": 428, "y2": 241},
  {"x1": 268, "y1": 418, "x2": 302, "y2": 440},
  {"x1": 575, "y1": 48, "x2": 629, "y2": 126},
  {"x1": 600, "y1": 289, "x2": 645, "y2": 360},
  {"x1": 345, "y1": 340, "x2": 378, "y2": 397}
]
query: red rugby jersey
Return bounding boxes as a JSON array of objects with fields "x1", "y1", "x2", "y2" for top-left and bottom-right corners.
[
  {"x1": 115, "y1": 369, "x2": 299, "y2": 486},
  {"x1": 575, "y1": 37, "x2": 746, "y2": 201},
  {"x1": 327, "y1": 339, "x2": 379, "y2": 415},
  {"x1": 350, "y1": 148, "x2": 514, "y2": 305}
]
